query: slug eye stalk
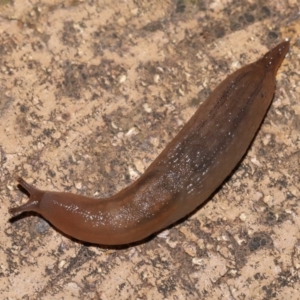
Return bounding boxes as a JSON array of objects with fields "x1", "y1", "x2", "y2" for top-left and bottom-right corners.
[{"x1": 9, "y1": 177, "x2": 45, "y2": 215}]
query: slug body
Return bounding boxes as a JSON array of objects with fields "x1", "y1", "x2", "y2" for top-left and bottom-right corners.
[{"x1": 10, "y1": 41, "x2": 289, "y2": 245}]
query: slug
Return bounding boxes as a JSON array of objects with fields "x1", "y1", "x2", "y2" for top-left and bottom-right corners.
[{"x1": 9, "y1": 41, "x2": 289, "y2": 245}]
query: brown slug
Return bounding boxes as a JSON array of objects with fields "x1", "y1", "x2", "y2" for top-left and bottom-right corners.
[{"x1": 10, "y1": 41, "x2": 289, "y2": 245}]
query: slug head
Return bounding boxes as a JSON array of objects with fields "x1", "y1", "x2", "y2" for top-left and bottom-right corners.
[{"x1": 9, "y1": 177, "x2": 46, "y2": 215}]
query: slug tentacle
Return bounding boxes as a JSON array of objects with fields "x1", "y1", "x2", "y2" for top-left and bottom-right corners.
[
  {"x1": 9, "y1": 41, "x2": 290, "y2": 245},
  {"x1": 9, "y1": 178, "x2": 45, "y2": 215}
]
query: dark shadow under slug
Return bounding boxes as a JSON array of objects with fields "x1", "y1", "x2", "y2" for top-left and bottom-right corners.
[{"x1": 9, "y1": 41, "x2": 290, "y2": 245}]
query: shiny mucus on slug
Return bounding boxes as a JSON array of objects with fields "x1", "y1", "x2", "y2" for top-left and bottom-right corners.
[{"x1": 10, "y1": 41, "x2": 290, "y2": 245}]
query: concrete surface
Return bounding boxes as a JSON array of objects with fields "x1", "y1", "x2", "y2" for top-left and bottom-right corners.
[{"x1": 0, "y1": 0, "x2": 299, "y2": 299}]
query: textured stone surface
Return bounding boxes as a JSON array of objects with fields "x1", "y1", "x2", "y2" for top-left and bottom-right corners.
[{"x1": 0, "y1": 0, "x2": 299, "y2": 299}]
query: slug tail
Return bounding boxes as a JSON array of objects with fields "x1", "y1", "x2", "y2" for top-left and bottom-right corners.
[
  {"x1": 9, "y1": 177, "x2": 45, "y2": 215},
  {"x1": 262, "y1": 40, "x2": 290, "y2": 73}
]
